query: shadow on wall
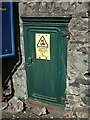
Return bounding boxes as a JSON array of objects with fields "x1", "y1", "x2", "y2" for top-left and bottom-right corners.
[{"x1": 2, "y1": 3, "x2": 22, "y2": 101}]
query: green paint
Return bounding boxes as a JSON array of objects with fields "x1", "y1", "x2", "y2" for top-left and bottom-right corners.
[{"x1": 21, "y1": 16, "x2": 72, "y2": 106}]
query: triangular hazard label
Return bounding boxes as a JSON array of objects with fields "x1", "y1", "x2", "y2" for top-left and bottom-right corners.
[{"x1": 37, "y1": 36, "x2": 48, "y2": 47}]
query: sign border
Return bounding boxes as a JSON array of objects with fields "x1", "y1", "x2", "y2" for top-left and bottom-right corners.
[{"x1": 0, "y1": 1, "x2": 15, "y2": 58}]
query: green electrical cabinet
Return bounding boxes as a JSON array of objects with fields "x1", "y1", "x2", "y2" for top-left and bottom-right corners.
[{"x1": 21, "y1": 16, "x2": 71, "y2": 106}]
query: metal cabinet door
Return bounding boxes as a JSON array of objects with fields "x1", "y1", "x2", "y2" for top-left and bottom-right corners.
[{"x1": 24, "y1": 26, "x2": 67, "y2": 105}]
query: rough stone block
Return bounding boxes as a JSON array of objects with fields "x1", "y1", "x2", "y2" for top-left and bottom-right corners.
[{"x1": 75, "y1": 75, "x2": 90, "y2": 85}]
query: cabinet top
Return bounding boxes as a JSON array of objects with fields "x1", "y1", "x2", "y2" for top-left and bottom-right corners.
[{"x1": 21, "y1": 15, "x2": 72, "y2": 23}]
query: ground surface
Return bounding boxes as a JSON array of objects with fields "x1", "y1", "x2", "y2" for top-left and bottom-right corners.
[{"x1": 2, "y1": 100, "x2": 90, "y2": 119}]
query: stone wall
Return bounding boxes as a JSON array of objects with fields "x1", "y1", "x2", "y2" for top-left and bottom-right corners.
[
  {"x1": 12, "y1": 3, "x2": 28, "y2": 99},
  {"x1": 13, "y1": 1, "x2": 90, "y2": 109}
]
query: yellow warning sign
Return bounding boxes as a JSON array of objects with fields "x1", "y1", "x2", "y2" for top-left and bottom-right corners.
[{"x1": 35, "y1": 33, "x2": 50, "y2": 60}]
